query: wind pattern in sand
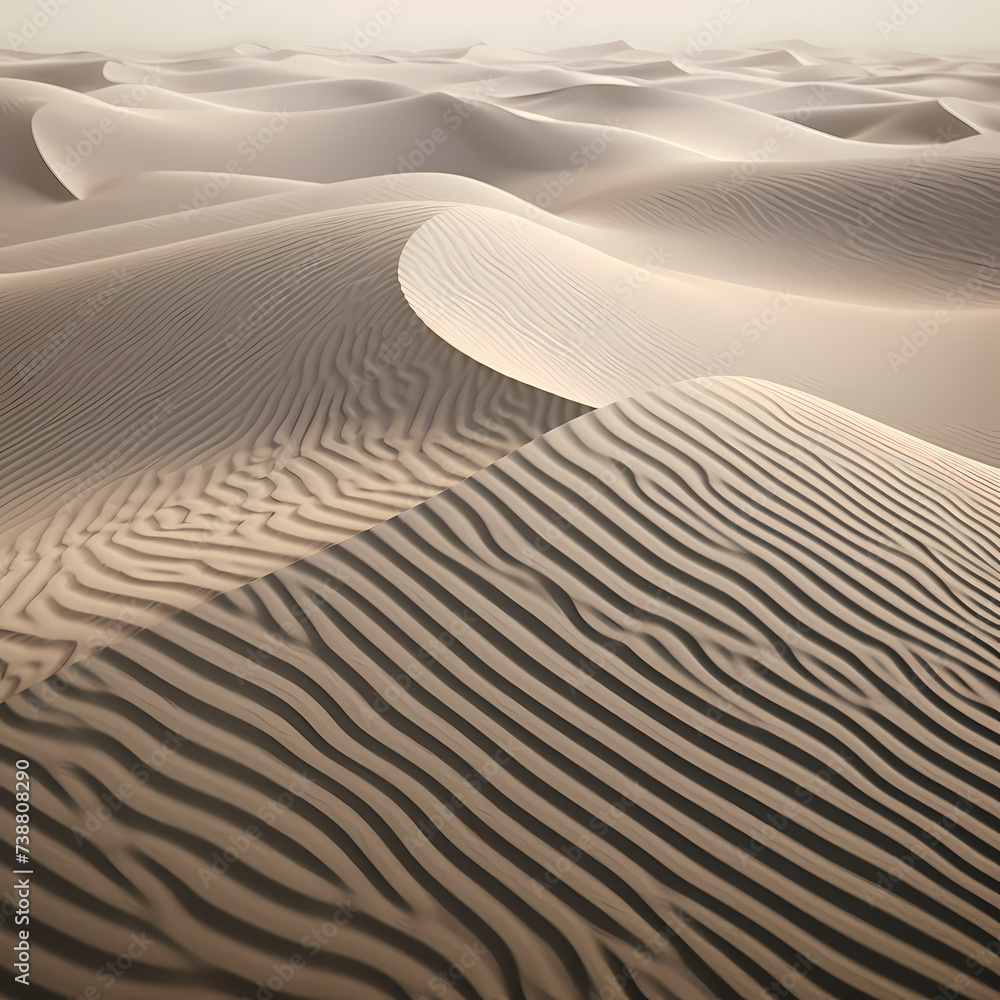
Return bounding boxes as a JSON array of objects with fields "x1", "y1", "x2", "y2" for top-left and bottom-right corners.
[{"x1": 1, "y1": 40, "x2": 999, "y2": 1000}]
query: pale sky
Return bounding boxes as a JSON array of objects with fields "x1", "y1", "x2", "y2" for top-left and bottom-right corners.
[{"x1": 2, "y1": 0, "x2": 997, "y2": 56}]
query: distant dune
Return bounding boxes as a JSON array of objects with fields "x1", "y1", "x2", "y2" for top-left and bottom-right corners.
[{"x1": 0, "y1": 41, "x2": 998, "y2": 1000}]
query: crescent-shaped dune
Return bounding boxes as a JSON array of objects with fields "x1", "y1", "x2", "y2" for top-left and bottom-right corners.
[
  {"x1": 399, "y1": 205, "x2": 1000, "y2": 461},
  {"x1": 196, "y1": 78, "x2": 426, "y2": 111},
  {"x1": 772, "y1": 100, "x2": 979, "y2": 144},
  {"x1": 729, "y1": 83, "x2": 922, "y2": 111},
  {"x1": 2, "y1": 377, "x2": 998, "y2": 1000},
  {"x1": 0, "y1": 50, "x2": 109, "y2": 89},
  {"x1": 942, "y1": 97, "x2": 1000, "y2": 134}
]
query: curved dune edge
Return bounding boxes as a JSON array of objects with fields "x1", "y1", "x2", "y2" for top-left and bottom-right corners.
[
  {"x1": 0, "y1": 171, "x2": 656, "y2": 271},
  {"x1": 0, "y1": 200, "x2": 588, "y2": 699},
  {"x1": 399, "y1": 204, "x2": 1000, "y2": 465},
  {"x1": 2, "y1": 376, "x2": 998, "y2": 999},
  {"x1": 0, "y1": 78, "x2": 80, "y2": 205},
  {"x1": 399, "y1": 204, "x2": 713, "y2": 405}
]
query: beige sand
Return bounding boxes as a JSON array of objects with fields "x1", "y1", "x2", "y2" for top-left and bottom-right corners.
[
  {"x1": 0, "y1": 43, "x2": 999, "y2": 998},
  {"x1": 3, "y1": 376, "x2": 998, "y2": 1000}
]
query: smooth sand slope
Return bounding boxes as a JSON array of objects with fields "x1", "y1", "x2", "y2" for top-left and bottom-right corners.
[
  {"x1": 2, "y1": 377, "x2": 998, "y2": 1000},
  {"x1": 399, "y1": 203, "x2": 999, "y2": 461}
]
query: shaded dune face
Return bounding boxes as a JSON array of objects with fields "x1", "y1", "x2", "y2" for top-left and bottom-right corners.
[
  {"x1": 3, "y1": 378, "x2": 999, "y2": 1000},
  {"x1": 0, "y1": 40, "x2": 999, "y2": 1000}
]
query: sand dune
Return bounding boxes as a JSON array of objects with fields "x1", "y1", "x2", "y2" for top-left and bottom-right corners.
[
  {"x1": 33, "y1": 89, "x2": 705, "y2": 203},
  {"x1": 198, "y1": 77, "x2": 425, "y2": 110},
  {"x1": 0, "y1": 174, "x2": 514, "y2": 266},
  {"x1": 773, "y1": 99, "x2": 979, "y2": 143},
  {"x1": 943, "y1": 97, "x2": 1000, "y2": 134},
  {"x1": 494, "y1": 83, "x2": 953, "y2": 158},
  {"x1": 1, "y1": 41, "x2": 999, "y2": 1000},
  {"x1": 0, "y1": 79, "x2": 77, "y2": 210},
  {"x1": 3, "y1": 377, "x2": 998, "y2": 1000},
  {"x1": 399, "y1": 203, "x2": 999, "y2": 460},
  {"x1": 559, "y1": 154, "x2": 1000, "y2": 307},
  {"x1": 0, "y1": 50, "x2": 109, "y2": 89},
  {"x1": 0, "y1": 201, "x2": 586, "y2": 698}
]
